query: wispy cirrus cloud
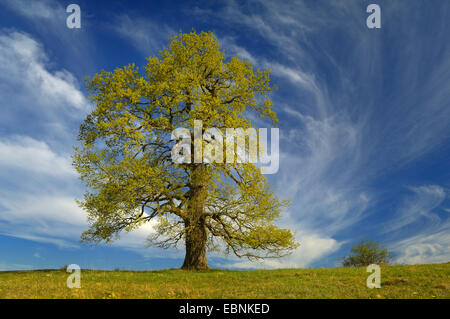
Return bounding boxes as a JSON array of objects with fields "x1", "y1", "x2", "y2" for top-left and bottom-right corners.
[
  {"x1": 391, "y1": 231, "x2": 450, "y2": 265},
  {"x1": 386, "y1": 185, "x2": 446, "y2": 233},
  {"x1": 113, "y1": 14, "x2": 175, "y2": 56},
  {"x1": 0, "y1": 0, "x2": 95, "y2": 77},
  {"x1": 0, "y1": 262, "x2": 33, "y2": 271},
  {"x1": 1, "y1": 0, "x2": 62, "y2": 20},
  {"x1": 196, "y1": 0, "x2": 450, "y2": 268},
  {"x1": 384, "y1": 185, "x2": 450, "y2": 264}
]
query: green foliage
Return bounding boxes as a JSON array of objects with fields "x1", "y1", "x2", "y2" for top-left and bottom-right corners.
[
  {"x1": 73, "y1": 30, "x2": 297, "y2": 263},
  {"x1": 342, "y1": 239, "x2": 392, "y2": 267}
]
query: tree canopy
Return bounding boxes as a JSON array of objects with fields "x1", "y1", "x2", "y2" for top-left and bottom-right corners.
[{"x1": 73, "y1": 31, "x2": 297, "y2": 270}]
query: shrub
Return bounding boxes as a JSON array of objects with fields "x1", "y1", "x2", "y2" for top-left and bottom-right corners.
[{"x1": 341, "y1": 239, "x2": 391, "y2": 267}]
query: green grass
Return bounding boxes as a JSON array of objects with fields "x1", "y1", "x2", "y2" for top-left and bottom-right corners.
[{"x1": 0, "y1": 263, "x2": 448, "y2": 299}]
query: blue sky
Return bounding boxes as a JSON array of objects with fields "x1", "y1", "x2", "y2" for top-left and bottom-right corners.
[{"x1": 0, "y1": 0, "x2": 449, "y2": 270}]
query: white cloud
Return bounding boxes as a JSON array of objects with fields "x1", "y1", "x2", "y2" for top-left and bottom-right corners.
[
  {"x1": 0, "y1": 26, "x2": 157, "y2": 253},
  {"x1": 0, "y1": 30, "x2": 94, "y2": 251},
  {"x1": 0, "y1": 135, "x2": 160, "y2": 251},
  {"x1": 0, "y1": 262, "x2": 33, "y2": 271},
  {"x1": 1, "y1": 0, "x2": 95, "y2": 77},
  {"x1": 386, "y1": 185, "x2": 446, "y2": 233},
  {"x1": 1, "y1": 0, "x2": 61, "y2": 20},
  {"x1": 219, "y1": 37, "x2": 258, "y2": 65},
  {"x1": 0, "y1": 171, "x2": 160, "y2": 251},
  {"x1": 0, "y1": 31, "x2": 88, "y2": 111},
  {"x1": 274, "y1": 110, "x2": 369, "y2": 230},
  {"x1": 2, "y1": 233, "x2": 79, "y2": 249},
  {"x1": 0, "y1": 134, "x2": 159, "y2": 254},
  {"x1": 0, "y1": 136, "x2": 75, "y2": 177},
  {"x1": 267, "y1": 63, "x2": 314, "y2": 87},
  {"x1": 385, "y1": 185, "x2": 450, "y2": 264},
  {"x1": 0, "y1": 191, "x2": 86, "y2": 249},
  {"x1": 113, "y1": 15, "x2": 174, "y2": 56},
  {"x1": 392, "y1": 231, "x2": 450, "y2": 265},
  {"x1": 224, "y1": 233, "x2": 341, "y2": 269},
  {"x1": 0, "y1": 193, "x2": 85, "y2": 226}
]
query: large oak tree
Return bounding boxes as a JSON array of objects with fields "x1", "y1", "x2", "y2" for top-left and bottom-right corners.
[{"x1": 74, "y1": 31, "x2": 297, "y2": 270}]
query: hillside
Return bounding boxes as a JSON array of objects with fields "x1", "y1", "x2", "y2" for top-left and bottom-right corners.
[{"x1": 0, "y1": 263, "x2": 448, "y2": 299}]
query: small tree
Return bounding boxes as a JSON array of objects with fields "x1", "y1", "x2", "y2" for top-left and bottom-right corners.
[
  {"x1": 73, "y1": 31, "x2": 298, "y2": 270},
  {"x1": 341, "y1": 239, "x2": 391, "y2": 267}
]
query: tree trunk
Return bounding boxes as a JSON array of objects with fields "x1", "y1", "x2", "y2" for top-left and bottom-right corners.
[
  {"x1": 181, "y1": 165, "x2": 210, "y2": 270},
  {"x1": 181, "y1": 218, "x2": 209, "y2": 270}
]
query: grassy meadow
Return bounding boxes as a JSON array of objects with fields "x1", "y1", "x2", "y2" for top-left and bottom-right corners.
[{"x1": 0, "y1": 263, "x2": 448, "y2": 299}]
